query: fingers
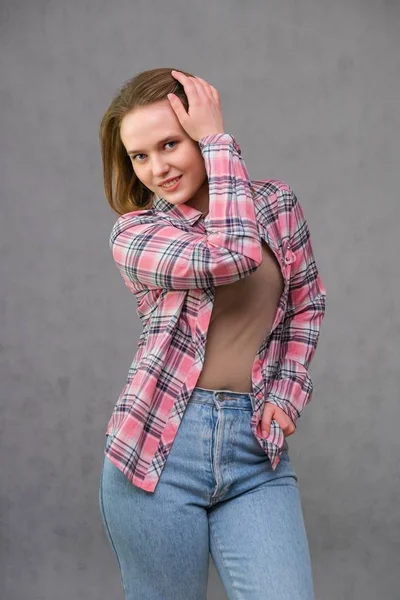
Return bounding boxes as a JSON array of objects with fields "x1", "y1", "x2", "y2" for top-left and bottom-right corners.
[
  {"x1": 168, "y1": 70, "x2": 224, "y2": 140},
  {"x1": 172, "y1": 71, "x2": 202, "y2": 104},
  {"x1": 261, "y1": 404, "x2": 273, "y2": 438},
  {"x1": 171, "y1": 70, "x2": 219, "y2": 105},
  {"x1": 167, "y1": 92, "x2": 189, "y2": 126},
  {"x1": 260, "y1": 404, "x2": 296, "y2": 438},
  {"x1": 194, "y1": 75, "x2": 221, "y2": 105},
  {"x1": 171, "y1": 70, "x2": 200, "y2": 104}
]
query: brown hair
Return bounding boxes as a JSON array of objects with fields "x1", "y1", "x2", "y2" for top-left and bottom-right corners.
[{"x1": 99, "y1": 67, "x2": 194, "y2": 216}]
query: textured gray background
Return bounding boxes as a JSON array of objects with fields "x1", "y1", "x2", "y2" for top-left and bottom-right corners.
[{"x1": 1, "y1": 1, "x2": 399, "y2": 599}]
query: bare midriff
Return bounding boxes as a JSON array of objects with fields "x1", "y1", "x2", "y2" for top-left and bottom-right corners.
[{"x1": 196, "y1": 241, "x2": 284, "y2": 393}]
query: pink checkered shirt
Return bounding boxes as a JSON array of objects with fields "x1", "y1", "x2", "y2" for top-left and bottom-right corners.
[{"x1": 105, "y1": 132, "x2": 326, "y2": 492}]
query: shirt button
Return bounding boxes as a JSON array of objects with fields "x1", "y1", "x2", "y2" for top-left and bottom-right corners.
[{"x1": 284, "y1": 250, "x2": 296, "y2": 264}]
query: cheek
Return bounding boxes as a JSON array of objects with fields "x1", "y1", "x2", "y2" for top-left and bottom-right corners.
[
  {"x1": 184, "y1": 153, "x2": 206, "y2": 180},
  {"x1": 133, "y1": 166, "x2": 150, "y2": 186}
]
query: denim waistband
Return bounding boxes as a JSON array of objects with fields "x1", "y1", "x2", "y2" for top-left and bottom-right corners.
[{"x1": 189, "y1": 386, "x2": 255, "y2": 410}]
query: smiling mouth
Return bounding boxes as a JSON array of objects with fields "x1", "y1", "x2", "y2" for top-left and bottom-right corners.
[{"x1": 160, "y1": 175, "x2": 182, "y2": 189}]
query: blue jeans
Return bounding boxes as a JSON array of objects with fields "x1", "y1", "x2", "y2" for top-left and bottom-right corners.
[{"x1": 99, "y1": 387, "x2": 314, "y2": 600}]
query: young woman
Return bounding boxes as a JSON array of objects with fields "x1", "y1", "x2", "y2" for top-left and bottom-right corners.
[{"x1": 98, "y1": 67, "x2": 326, "y2": 600}]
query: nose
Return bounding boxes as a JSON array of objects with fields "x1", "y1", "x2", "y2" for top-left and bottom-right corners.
[{"x1": 151, "y1": 155, "x2": 170, "y2": 178}]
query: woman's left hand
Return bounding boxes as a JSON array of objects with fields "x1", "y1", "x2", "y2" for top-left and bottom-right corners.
[{"x1": 261, "y1": 403, "x2": 296, "y2": 438}]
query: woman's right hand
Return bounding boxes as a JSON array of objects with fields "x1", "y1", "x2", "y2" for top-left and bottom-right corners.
[{"x1": 167, "y1": 70, "x2": 225, "y2": 142}]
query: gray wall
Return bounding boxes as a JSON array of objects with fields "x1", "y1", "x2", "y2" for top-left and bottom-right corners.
[{"x1": 1, "y1": 1, "x2": 399, "y2": 599}]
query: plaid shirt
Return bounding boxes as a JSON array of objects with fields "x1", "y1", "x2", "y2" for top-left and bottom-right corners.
[{"x1": 105, "y1": 132, "x2": 326, "y2": 493}]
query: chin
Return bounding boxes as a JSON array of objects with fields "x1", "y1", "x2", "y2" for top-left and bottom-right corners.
[{"x1": 172, "y1": 197, "x2": 191, "y2": 205}]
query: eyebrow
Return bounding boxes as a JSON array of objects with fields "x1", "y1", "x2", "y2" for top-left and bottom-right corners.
[{"x1": 127, "y1": 135, "x2": 180, "y2": 156}]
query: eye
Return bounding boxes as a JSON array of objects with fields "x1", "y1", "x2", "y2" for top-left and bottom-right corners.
[{"x1": 131, "y1": 141, "x2": 177, "y2": 162}]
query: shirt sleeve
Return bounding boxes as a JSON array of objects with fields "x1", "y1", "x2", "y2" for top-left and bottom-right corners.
[
  {"x1": 110, "y1": 133, "x2": 262, "y2": 291},
  {"x1": 266, "y1": 188, "x2": 327, "y2": 425}
]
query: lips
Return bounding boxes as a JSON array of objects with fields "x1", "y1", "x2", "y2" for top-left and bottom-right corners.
[{"x1": 160, "y1": 175, "x2": 182, "y2": 189}]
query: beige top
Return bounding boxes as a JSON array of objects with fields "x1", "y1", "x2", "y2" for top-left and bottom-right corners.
[{"x1": 196, "y1": 241, "x2": 284, "y2": 393}]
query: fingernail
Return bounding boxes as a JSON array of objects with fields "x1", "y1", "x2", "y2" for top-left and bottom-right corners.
[{"x1": 262, "y1": 430, "x2": 268, "y2": 437}]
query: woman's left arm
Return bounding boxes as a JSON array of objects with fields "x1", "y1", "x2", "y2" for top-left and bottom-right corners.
[{"x1": 265, "y1": 187, "x2": 327, "y2": 428}]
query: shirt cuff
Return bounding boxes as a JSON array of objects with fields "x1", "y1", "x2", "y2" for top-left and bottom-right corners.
[{"x1": 198, "y1": 133, "x2": 241, "y2": 154}]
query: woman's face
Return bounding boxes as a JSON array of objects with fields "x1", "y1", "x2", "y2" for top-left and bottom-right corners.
[{"x1": 120, "y1": 99, "x2": 209, "y2": 215}]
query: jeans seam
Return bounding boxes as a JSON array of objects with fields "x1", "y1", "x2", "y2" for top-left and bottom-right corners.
[
  {"x1": 225, "y1": 414, "x2": 239, "y2": 495},
  {"x1": 99, "y1": 454, "x2": 129, "y2": 598},
  {"x1": 209, "y1": 527, "x2": 241, "y2": 600}
]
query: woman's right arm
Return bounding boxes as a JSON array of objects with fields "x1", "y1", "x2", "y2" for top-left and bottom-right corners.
[{"x1": 110, "y1": 133, "x2": 262, "y2": 291}]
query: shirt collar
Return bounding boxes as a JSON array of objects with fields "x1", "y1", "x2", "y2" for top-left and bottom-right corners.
[{"x1": 153, "y1": 195, "x2": 205, "y2": 226}]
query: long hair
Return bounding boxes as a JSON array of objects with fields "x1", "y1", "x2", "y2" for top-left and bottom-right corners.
[{"x1": 99, "y1": 67, "x2": 194, "y2": 216}]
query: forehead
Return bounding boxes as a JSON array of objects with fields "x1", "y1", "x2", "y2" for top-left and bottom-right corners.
[{"x1": 120, "y1": 100, "x2": 183, "y2": 151}]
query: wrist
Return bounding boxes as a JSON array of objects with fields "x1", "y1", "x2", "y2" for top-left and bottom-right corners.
[{"x1": 200, "y1": 130, "x2": 225, "y2": 136}]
